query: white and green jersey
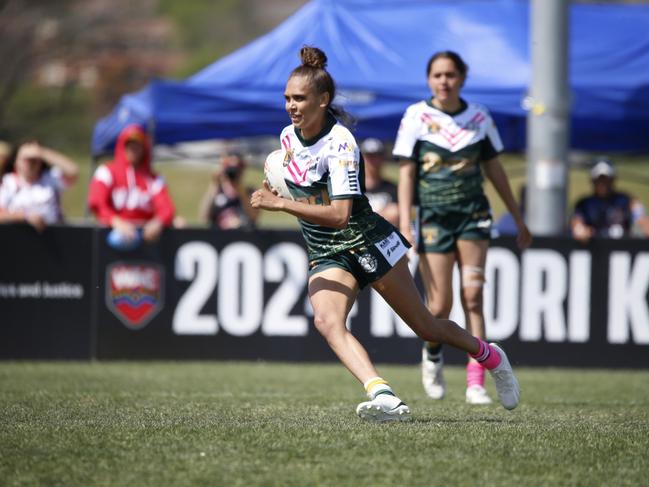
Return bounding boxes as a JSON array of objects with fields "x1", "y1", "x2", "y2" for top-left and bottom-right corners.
[
  {"x1": 279, "y1": 114, "x2": 395, "y2": 260},
  {"x1": 392, "y1": 99, "x2": 503, "y2": 206}
]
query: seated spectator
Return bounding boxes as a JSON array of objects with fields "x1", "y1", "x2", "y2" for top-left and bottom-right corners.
[
  {"x1": 0, "y1": 140, "x2": 79, "y2": 231},
  {"x1": 200, "y1": 153, "x2": 257, "y2": 230},
  {"x1": 571, "y1": 157, "x2": 649, "y2": 242},
  {"x1": 88, "y1": 125, "x2": 175, "y2": 248},
  {"x1": 360, "y1": 138, "x2": 398, "y2": 226}
]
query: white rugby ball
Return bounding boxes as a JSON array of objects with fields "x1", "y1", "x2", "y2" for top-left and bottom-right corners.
[{"x1": 264, "y1": 149, "x2": 293, "y2": 200}]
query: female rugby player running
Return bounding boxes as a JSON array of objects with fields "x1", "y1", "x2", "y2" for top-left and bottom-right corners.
[{"x1": 250, "y1": 46, "x2": 520, "y2": 422}]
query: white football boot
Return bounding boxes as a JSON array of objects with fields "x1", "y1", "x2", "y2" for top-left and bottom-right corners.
[
  {"x1": 487, "y1": 343, "x2": 520, "y2": 410},
  {"x1": 356, "y1": 394, "x2": 411, "y2": 423},
  {"x1": 421, "y1": 346, "x2": 446, "y2": 400},
  {"x1": 465, "y1": 385, "x2": 493, "y2": 405}
]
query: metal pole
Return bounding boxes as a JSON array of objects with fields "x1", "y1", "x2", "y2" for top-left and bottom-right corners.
[{"x1": 526, "y1": 0, "x2": 570, "y2": 236}]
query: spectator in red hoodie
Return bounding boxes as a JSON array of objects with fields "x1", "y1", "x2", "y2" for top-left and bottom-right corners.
[{"x1": 88, "y1": 125, "x2": 175, "y2": 247}]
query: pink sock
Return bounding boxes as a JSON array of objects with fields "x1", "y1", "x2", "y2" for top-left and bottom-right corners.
[
  {"x1": 470, "y1": 339, "x2": 502, "y2": 370},
  {"x1": 466, "y1": 361, "x2": 485, "y2": 388}
]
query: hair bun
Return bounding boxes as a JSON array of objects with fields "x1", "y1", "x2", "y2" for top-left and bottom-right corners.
[{"x1": 300, "y1": 46, "x2": 327, "y2": 69}]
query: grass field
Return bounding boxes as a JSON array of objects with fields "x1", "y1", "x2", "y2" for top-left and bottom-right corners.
[{"x1": 1, "y1": 362, "x2": 648, "y2": 486}]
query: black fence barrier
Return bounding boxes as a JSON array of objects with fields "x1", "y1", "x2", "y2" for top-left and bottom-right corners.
[
  {"x1": 1, "y1": 225, "x2": 648, "y2": 367},
  {"x1": 0, "y1": 225, "x2": 93, "y2": 359}
]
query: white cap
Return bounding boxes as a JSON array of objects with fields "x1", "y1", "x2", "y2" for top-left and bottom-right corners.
[
  {"x1": 590, "y1": 158, "x2": 615, "y2": 179},
  {"x1": 360, "y1": 138, "x2": 384, "y2": 154}
]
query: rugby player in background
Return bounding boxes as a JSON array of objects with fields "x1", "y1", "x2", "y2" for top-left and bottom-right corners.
[{"x1": 394, "y1": 51, "x2": 532, "y2": 405}]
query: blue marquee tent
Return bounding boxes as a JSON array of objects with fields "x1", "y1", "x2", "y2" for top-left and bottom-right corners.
[{"x1": 92, "y1": 0, "x2": 649, "y2": 155}]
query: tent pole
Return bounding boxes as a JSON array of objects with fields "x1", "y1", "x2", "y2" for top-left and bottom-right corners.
[{"x1": 526, "y1": 0, "x2": 570, "y2": 236}]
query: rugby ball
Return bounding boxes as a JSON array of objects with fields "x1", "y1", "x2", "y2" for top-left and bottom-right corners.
[{"x1": 264, "y1": 149, "x2": 293, "y2": 200}]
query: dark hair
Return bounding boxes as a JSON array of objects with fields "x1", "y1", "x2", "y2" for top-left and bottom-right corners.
[
  {"x1": 5, "y1": 138, "x2": 47, "y2": 178},
  {"x1": 289, "y1": 46, "x2": 355, "y2": 128},
  {"x1": 426, "y1": 51, "x2": 469, "y2": 79},
  {"x1": 221, "y1": 152, "x2": 246, "y2": 180}
]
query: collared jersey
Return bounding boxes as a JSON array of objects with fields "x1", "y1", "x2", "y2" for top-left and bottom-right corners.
[
  {"x1": 279, "y1": 115, "x2": 395, "y2": 260},
  {"x1": 393, "y1": 99, "x2": 503, "y2": 206}
]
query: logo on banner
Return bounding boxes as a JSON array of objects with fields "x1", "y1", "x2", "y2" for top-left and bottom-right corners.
[{"x1": 106, "y1": 262, "x2": 164, "y2": 329}]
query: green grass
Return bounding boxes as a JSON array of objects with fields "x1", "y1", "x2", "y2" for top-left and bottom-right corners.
[
  {"x1": 1, "y1": 362, "x2": 648, "y2": 486},
  {"x1": 60, "y1": 155, "x2": 649, "y2": 229}
]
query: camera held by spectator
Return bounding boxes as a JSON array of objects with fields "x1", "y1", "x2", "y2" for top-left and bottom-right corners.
[
  {"x1": 201, "y1": 153, "x2": 258, "y2": 230},
  {"x1": 222, "y1": 155, "x2": 245, "y2": 182}
]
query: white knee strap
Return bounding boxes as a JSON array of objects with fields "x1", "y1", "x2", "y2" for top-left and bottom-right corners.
[{"x1": 461, "y1": 265, "x2": 485, "y2": 288}]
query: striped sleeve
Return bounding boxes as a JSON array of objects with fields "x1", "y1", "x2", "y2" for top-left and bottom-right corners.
[{"x1": 327, "y1": 132, "x2": 362, "y2": 199}]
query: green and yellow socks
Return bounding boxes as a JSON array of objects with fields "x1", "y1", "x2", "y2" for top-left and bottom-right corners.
[{"x1": 363, "y1": 377, "x2": 396, "y2": 399}]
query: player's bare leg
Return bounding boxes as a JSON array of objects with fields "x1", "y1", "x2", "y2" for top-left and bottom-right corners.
[
  {"x1": 373, "y1": 257, "x2": 520, "y2": 410},
  {"x1": 308, "y1": 267, "x2": 410, "y2": 422},
  {"x1": 417, "y1": 251, "x2": 455, "y2": 399},
  {"x1": 457, "y1": 239, "x2": 492, "y2": 404}
]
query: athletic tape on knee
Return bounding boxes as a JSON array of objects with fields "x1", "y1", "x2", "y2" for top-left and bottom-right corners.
[{"x1": 461, "y1": 265, "x2": 485, "y2": 288}]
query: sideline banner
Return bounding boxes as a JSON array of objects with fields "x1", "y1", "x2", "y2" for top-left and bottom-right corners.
[
  {"x1": 95, "y1": 228, "x2": 338, "y2": 361},
  {"x1": 94, "y1": 229, "x2": 649, "y2": 368},
  {"x1": 1, "y1": 225, "x2": 647, "y2": 367},
  {"x1": 0, "y1": 225, "x2": 93, "y2": 359}
]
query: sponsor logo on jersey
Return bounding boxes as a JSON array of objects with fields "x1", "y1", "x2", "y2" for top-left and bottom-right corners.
[
  {"x1": 357, "y1": 253, "x2": 378, "y2": 273},
  {"x1": 375, "y1": 232, "x2": 405, "y2": 266},
  {"x1": 281, "y1": 135, "x2": 295, "y2": 167},
  {"x1": 448, "y1": 157, "x2": 475, "y2": 174},
  {"x1": 106, "y1": 262, "x2": 163, "y2": 329},
  {"x1": 338, "y1": 142, "x2": 353, "y2": 153},
  {"x1": 477, "y1": 219, "x2": 492, "y2": 229},
  {"x1": 386, "y1": 240, "x2": 401, "y2": 258},
  {"x1": 422, "y1": 227, "x2": 439, "y2": 245},
  {"x1": 421, "y1": 113, "x2": 440, "y2": 133},
  {"x1": 283, "y1": 148, "x2": 294, "y2": 167},
  {"x1": 422, "y1": 152, "x2": 443, "y2": 173},
  {"x1": 378, "y1": 234, "x2": 393, "y2": 249},
  {"x1": 378, "y1": 234, "x2": 402, "y2": 258},
  {"x1": 338, "y1": 159, "x2": 358, "y2": 169},
  {"x1": 473, "y1": 209, "x2": 493, "y2": 229}
]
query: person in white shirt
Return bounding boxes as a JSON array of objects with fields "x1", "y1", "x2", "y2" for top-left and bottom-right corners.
[{"x1": 0, "y1": 140, "x2": 79, "y2": 231}]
